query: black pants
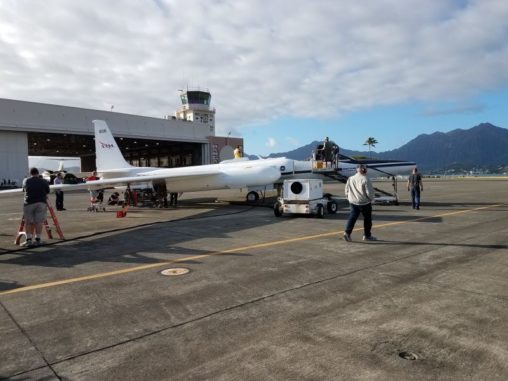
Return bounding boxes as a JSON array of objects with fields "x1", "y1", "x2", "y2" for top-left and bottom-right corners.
[
  {"x1": 345, "y1": 203, "x2": 372, "y2": 237},
  {"x1": 55, "y1": 190, "x2": 64, "y2": 210}
]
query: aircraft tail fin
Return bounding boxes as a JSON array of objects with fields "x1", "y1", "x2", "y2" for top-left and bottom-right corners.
[{"x1": 93, "y1": 120, "x2": 132, "y2": 170}]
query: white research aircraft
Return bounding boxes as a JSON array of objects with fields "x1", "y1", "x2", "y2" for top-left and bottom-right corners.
[
  {"x1": 0, "y1": 120, "x2": 283, "y2": 197},
  {"x1": 0, "y1": 120, "x2": 416, "y2": 199}
]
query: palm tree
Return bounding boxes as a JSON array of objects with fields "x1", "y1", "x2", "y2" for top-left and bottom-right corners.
[{"x1": 363, "y1": 137, "x2": 378, "y2": 158}]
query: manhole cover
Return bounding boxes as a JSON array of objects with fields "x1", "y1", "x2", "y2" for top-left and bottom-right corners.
[
  {"x1": 398, "y1": 351, "x2": 418, "y2": 361},
  {"x1": 160, "y1": 267, "x2": 190, "y2": 276}
]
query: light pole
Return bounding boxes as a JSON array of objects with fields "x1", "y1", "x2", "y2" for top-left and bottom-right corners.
[{"x1": 226, "y1": 131, "x2": 231, "y2": 146}]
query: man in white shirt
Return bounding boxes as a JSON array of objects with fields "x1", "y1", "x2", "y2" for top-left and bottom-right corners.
[{"x1": 343, "y1": 164, "x2": 376, "y2": 242}]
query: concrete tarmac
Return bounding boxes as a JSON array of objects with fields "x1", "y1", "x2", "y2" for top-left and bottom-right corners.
[{"x1": 0, "y1": 179, "x2": 507, "y2": 380}]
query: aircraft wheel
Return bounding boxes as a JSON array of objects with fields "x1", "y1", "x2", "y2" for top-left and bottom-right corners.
[
  {"x1": 246, "y1": 191, "x2": 259, "y2": 202},
  {"x1": 327, "y1": 200, "x2": 338, "y2": 214},
  {"x1": 316, "y1": 204, "x2": 325, "y2": 218},
  {"x1": 273, "y1": 202, "x2": 283, "y2": 217}
]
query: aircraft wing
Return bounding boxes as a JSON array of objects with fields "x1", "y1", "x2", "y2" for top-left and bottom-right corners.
[
  {"x1": 0, "y1": 187, "x2": 24, "y2": 195},
  {"x1": 338, "y1": 154, "x2": 416, "y2": 177},
  {"x1": 57, "y1": 169, "x2": 225, "y2": 192},
  {"x1": 0, "y1": 169, "x2": 224, "y2": 195}
]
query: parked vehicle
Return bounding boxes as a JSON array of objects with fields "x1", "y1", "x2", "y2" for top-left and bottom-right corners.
[{"x1": 274, "y1": 179, "x2": 338, "y2": 218}]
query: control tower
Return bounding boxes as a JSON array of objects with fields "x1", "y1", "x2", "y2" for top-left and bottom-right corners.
[{"x1": 175, "y1": 88, "x2": 216, "y2": 135}]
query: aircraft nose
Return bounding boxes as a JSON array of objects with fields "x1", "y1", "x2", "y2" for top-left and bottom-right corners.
[
  {"x1": 223, "y1": 164, "x2": 281, "y2": 187},
  {"x1": 264, "y1": 165, "x2": 282, "y2": 182},
  {"x1": 251, "y1": 163, "x2": 280, "y2": 175},
  {"x1": 242, "y1": 165, "x2": 281, "y2": 183}
]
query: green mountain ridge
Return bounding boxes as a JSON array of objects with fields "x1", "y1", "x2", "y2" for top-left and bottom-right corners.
[{"x1": 248, "y1": 123, "x2": 508, "y2": 173}]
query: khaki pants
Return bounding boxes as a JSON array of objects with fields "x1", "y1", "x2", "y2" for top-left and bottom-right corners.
[{"x1": 23, "y1": 202, "x2": 47, "y2": 225}]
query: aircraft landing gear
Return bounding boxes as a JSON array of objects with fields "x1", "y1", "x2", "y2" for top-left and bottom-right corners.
[
  {"x1": 373, "y1": 176, "x2": 399, "y2": 205},
  {"x1": 246, "y1": 191, "x2": 260, "y2": 202}
]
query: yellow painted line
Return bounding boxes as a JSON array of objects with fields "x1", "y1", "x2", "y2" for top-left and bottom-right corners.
[{"x1": 0, "y1": 204, "x2": 503, "y2": 297}]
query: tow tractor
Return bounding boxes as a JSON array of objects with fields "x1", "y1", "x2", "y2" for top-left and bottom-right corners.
[{"x1": 273, "y1": 179, "x2": 338, "y2": 218}]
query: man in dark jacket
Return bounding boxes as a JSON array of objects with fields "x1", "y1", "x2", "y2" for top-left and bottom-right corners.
[
  {"x1": 407, "y1": 167, "x2": 423, "y2": 209},
  {"x1": 53, "y1": 172, "x2": 65, "y2": 210},
  {"x1": 22, "y1": 167, "x2": 50, "y2": 246}
]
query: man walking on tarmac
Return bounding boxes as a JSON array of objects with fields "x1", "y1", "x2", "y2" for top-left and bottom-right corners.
[
  {"x1": 22, "y1": 167, "x2": 50, "y2": 246},
  {"x1": 407, "y1": 167, "x2": 423, "y2": 210},
  {"x1": 343, "y1": 164, "x2": 376, "y2": 242}
]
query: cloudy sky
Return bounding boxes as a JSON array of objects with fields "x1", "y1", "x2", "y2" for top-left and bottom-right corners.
[{"x1": 1, "y1": 0, "x2": 508, "y2": 156}]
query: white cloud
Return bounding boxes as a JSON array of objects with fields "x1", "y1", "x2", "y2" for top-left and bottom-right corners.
[
  {"x1": 0, "y1": 0, "x2": 507, "y2": 136},
  {"x1": 421, "y1": 102, "x2": 486, "y2": 116},
  {"x1": 265, "y1": 137, "x2": 277, "y2": 149}
]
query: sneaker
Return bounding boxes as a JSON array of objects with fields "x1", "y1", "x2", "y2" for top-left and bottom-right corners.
[
  {"x1": 363, "y1": 235, "x2": 377, "y2": 241},
  {"x1": 21, "y1": 239, "x2": 33, "y2": 247},
  {"x1": 34, "y1": 238, "x2": 44, "y2": 246},
  {"x1": 343, "y1": 233, "x2": 352, "y2": 242}
]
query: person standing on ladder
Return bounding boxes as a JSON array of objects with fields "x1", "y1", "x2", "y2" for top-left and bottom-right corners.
[{"x1": 22, "y1": 167, "x2": 50, "y2": 246}]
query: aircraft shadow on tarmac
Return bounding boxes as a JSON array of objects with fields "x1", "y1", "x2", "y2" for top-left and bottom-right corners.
[
  {"x1": 1, "y1": 197, "x2": 505, "y2": 271},
  {"x1": 0, "y1": 203, "x2": 277, "y2": 271},
  {"x1": 374, "y1": 214, "x2": 443, "y2": 223},
  {"x1": 0, "y1": 198, "x2": 240, "y2": 254},
  {"x1": 397, "y1": 201, "x2": 508, "y2": 209},
  {"x1": 330, "y1": 209, "x2": 445, "y2": 223},
  {"x1": 358, "y1": 239, "x2": 508, "y2": 250},
  {"x1": 0, "y1": 279, "x2": 25, "y2": 292},
  {"x1": 164, "y1": 245, "x2": 252, "y2": 257}
]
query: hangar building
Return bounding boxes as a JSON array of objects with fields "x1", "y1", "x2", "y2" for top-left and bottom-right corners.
[{"x1": 0, "y1": 89, "x2": 243, "y2": 186}]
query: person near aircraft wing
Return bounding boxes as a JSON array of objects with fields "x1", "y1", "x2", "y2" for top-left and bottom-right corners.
[
  {"x1": 86, "y1": 171, "x2": 105, "y2": 212},
  {"x1": 89, "y1": 120, "x2": 282, "y2": 196},
  {"x1": 21, "y1": 167, "x2": 50, "y2": 246},
  {"x1": 0, "y1": 120, "x2": 416, "y2": 211},
  {"x1": 407, "y1": 167, "x2": 423, "y2": 209},
  {"x1": 53, "y1": 172, "x2": 66, "y2": 210},
  {"x1": 153, "y1": 182, "x2": 169, "y2": 208},
  {"x1": 234, "y1": 145, "x2": 242, "y2": 159},
  {"x1": 315, "y1": 137, "x2": 339, "y2": 168},
  {"x1": 169, "y1": 192, "x2": 178, "y2": 207},
  {"x1": 107, "y1": 192, "x2": 121, "y2": 206}
]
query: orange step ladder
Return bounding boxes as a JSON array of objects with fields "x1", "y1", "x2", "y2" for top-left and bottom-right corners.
[{"x1": 15, "y1": 199, "x2": 65, "y2": 245}]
